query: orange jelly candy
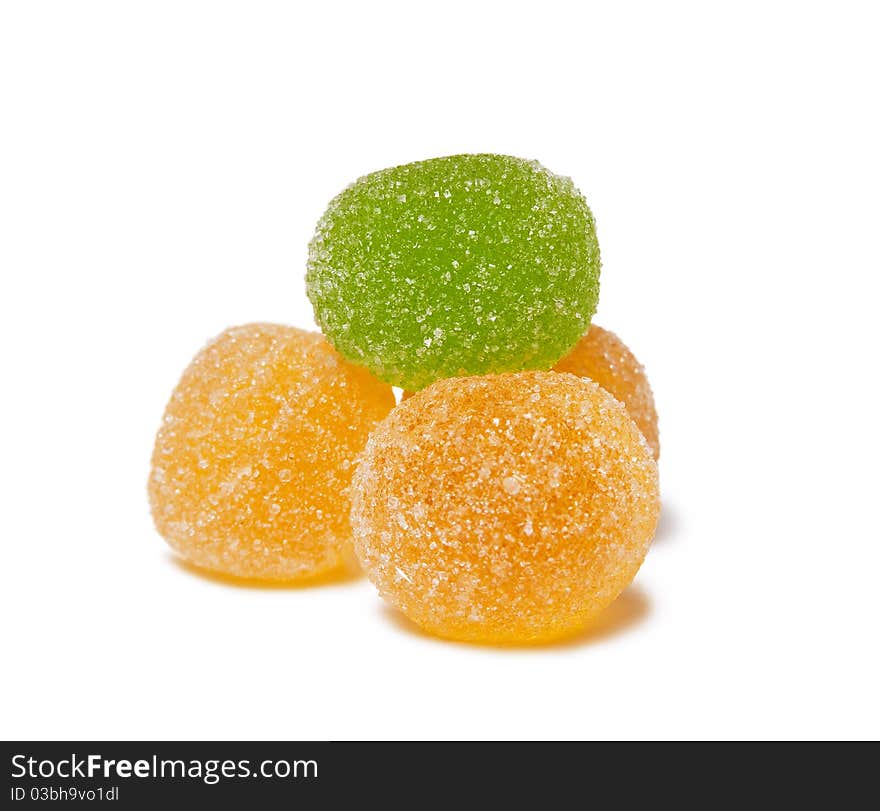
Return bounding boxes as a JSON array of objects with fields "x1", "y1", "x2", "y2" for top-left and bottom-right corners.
[
  {"x1": 352, "y1": 371, "x2": 659, "y2": 644},
  {"x1": 554, "y1": 324, "x2": 659, "y2": 459},
  {"x1": 149, "y1": 323, "x2": 394, "y2": 581}
]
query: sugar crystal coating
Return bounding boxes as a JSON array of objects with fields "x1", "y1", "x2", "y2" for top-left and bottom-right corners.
[
  {"x1": 307, "y1": 154, "x2": 601, "y2": 390},
  {"x1": 149, "y1": 324, "x2": 394, "y2": 581},
  {"x1": 351, "y1": 371, "x2": 659, "y2": 644},
  {"x1": 402, "y1": 325, "x2": 660, "y2": 459},
  {"x1": 554, "y1": 325, "x2": 660, "y2": 459}
]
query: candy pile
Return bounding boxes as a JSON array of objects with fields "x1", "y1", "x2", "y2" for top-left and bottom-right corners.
[{"x1": 149, "y1": 154, "x2": 660, "y2": 644}]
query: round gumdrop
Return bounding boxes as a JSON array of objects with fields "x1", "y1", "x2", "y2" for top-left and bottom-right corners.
[
  {"x1": 554, "y1": 324, "x2": 660, "y2": 459},
  {"x1": 351, "y1": 371, "x2": 659, "y2": 644},
  {"x1": 149, "y1": 323, "x2": 395, "y2": 581},
  {"x1": 307, "y1": 154, "x2": 601, "y2": 390}
]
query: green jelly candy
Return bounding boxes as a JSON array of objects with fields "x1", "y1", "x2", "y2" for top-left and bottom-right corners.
[{"x1": 306, "y1": 154, "x2": 601, "y2": 390}]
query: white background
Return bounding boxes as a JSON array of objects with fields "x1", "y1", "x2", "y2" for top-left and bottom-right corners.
[{"x1": 2, "y1": 2, "x2": 878, "y2": 741}]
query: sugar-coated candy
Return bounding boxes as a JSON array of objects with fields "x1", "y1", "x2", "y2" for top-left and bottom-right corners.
[
  {"x1": 307, "y1": 154, "x2": 601, "y2": 390},
  {"x1": 351, "y1": 371, "x2": 659, "y2": 644},
  {"x1": 554, "y1": 325, "x2": 659, "y2": 459},
  {"x1": 149, "y1": 324, "x2": 394, "y2": 581}
]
